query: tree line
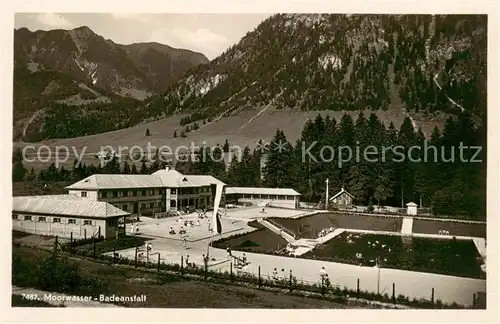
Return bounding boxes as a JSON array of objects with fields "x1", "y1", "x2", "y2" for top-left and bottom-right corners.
[{"x1": 13, "y1": 111, "x2": 485, "y2": 218}]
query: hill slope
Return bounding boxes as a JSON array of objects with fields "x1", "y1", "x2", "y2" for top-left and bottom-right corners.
[{"x1": 15, "y1": 14, "x2": 486, "y2": 142}]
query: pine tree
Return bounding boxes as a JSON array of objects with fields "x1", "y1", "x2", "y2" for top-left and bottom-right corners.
[
  {"x1": 140, "y1": 160, "x2": 148, "y2": 174},
  {"x1": 122, "y1": 161, "x2": 131, "y2": 174},
  {"x1": 12, "y1": 160, "x2": 27, "y2": 182},
  {"x1": 174, "y1": 130, "x2": 177, "y2": 138},
  {"x1": 263, "y1": 129, "x2": 294, "y2": 188}
]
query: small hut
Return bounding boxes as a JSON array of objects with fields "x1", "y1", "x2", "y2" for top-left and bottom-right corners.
[{"x1": 406, "y1": 202, "x2": 418, "y2": 216}]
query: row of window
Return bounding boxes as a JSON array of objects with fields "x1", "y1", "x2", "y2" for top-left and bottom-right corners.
[
  {"x1": 99, "y1": 189, "x2": 162, "y2": 199},
  {"x1": 80, "y1": 187, "x2": 212, "y2": 199},
  {"x1": 240, "y1": 194, "x2": 295, "y2": 200},
  {"x1": 12, "y1": 214, "x2": 93, "y2": 225},
  {"x1": 120, "y1": 202, "x2": 162, "y2": 211}
]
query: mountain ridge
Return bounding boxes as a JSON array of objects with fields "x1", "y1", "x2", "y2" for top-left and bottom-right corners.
[
  {"x1": 13, "y1": 25, "x2": 210, "y2": 141},
  {"x1": 14, "y1": 14, "x2": 486, "y2": 143}
]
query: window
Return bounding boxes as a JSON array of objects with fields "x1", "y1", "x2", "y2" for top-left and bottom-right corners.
[
  {"x1": 171, "y1": 189, "x2": 176, "y2": 195},
  {"x1": 83, "y1": 220, "x2": 92, "y2": 226},
  {"x1": 142, "y1": 190, "x2": 146, "y2": 196},
  {"x1": 12, "y1": 214, "x2": 18, "y2": 220},
  {"x1": 53, "y1": 218, "x2": 61, "y2": 223},
  {"x1": 24, "y1": 215, "x2": 32, "y2": 221},
  {"x1": 38, "y1": 217, "x2": 47, "y2": 222},
  {"x1": 113, "y1": 191, "x2": 118, "y2": 198},
  {"x1": 122, "y1": 205, "x2": 128, "y2": 211},
  {"x1": 68, "y1": 219, "x2": 77, "y2": 224},
  {"x1": 81, "y1": 191, "x2": 87, "y2": 198},
  {"x1": 141, "y1": 203, "x2": 146, "y2": 209},
  {"x1": 150, "y1": 203, "x2": 154, "y2": 208}
]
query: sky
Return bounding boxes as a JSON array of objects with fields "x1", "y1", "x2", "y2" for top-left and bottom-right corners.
[{"x1": 14, "y1": 13, "x2": 272, "y2": 60}]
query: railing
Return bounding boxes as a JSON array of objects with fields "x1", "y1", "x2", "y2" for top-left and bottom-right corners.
[
  {"x1": 263, "y1": 218, "x2": 297, "y2": 241},
  {"x1": 52, "y1": 238, "x2": 475, "y2": 309}
]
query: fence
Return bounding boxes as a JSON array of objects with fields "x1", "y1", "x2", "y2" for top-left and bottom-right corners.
[{"x1": 56, "y1": 236, "x2": 483, "y2": 309}]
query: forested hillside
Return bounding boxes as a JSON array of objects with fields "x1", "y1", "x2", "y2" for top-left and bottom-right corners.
[
  {"x1": 145, "y1": 14, "x2": 486, "y2": 130},
  {"x1": 15, "y1": 14, "x2": 486, "y2": 141}
]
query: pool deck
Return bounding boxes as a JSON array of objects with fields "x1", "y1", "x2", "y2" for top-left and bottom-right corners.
[{"x1": 111, "y1": 207, "x2": 486, "y2": 307}]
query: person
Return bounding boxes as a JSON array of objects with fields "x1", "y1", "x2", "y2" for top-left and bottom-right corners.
[
  {"x1": 185, "y1": 254, "x2": 190, "y2": 267},
  {"x1": 280, "y1": 269, "x2": 285, "y2": 280},
  {"x1": 320, "y1": 266, "x2": 327, "y2": 281},
  {"x1": 135, "y1": 225, "x2": 140, "y2": 235},
  {"x1": 242, "y1": 253, "x2": 247, "y2": 265},
  {"x1": 130, "y1": 223, "x2": 135, "y2": 235},
  {"x1": 196, "y1": 219, "x2": 201, "y2": 226},
  {"x1": 226, "y1": 247, "x2": 232, "y2": 258},
  {"x1": 183, "y1": 237, "x2": 187, "y2": 250},
  {"x1": 261, "y1": 207, "x2": 266, "y2": 213},
  {"x1": 169, "y1": 227, "x2": 176, "y2": 235},
  {"x1": 177, "y1": 216, "x2": 183, "y2": 223},
  {"x1": 203, "y1": 254, "x2": 209, "y2": 267},
  {"x1": 147, "y1": 243, "x2": 152, "y2": 251},
  {"x1": 272, "y1": 268, "x2": 278, "y2": 280}
]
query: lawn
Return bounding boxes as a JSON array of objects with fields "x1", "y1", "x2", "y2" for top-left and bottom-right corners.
[
  {"x1": 270, "y1": 213, "x2": 403, "y2": 239},
  {"x1": 302, "y1": 232, "x2": 485, "y2": 279},
  {"x1": 412, "y1": 219, "x2": 486, "y2": 238},
  {"x1": 11, "y1": 245, "x2": 357, "y2": 308},
  {"x1": 74, "y1": 235, "x2": 151, "y2": 254}
]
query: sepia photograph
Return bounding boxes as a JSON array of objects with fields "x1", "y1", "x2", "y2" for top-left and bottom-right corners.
[{"x1": 3, "y1": 1, "x2": 499, "y2": 321}]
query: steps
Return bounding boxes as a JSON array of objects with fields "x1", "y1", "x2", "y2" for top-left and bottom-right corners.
[
  {"x1": 258, "y1": 219, "x2": 296, "y2": 243},
  {"x1": 401, "y1": 217, "x2": 414, "y2": 235}
]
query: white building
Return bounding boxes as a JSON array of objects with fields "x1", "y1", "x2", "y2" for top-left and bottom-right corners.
[
  {"x1": 224, "y1": 187, "x2": 301, "y2": 209},
  {"x1": 406, "y1": 202, "x2": 418, "y2": 216},
  {"x1": 12, "y1": 195, "x2": 129, "y2": 239},
  {"x1": 65, "y1": 167, "x2": 225, "y2": 217}
]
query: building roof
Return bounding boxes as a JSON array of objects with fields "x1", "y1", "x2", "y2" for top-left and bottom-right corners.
[
  {"x1": 152, "y1": 169, "x2": 197, "y2": 187},
  {"x1": 12, "y1": 196, "x2": 129, "y2": 219},
  {"x1": 66, "y1": 168, "x2": 227, "y2": 190},
  {"x1": 17, "y1": 194, "x2": 81, "y2": 200},
  {"x1": 185, "y1": 175, "x2": 226, "y2": 187},
  {"x1": 225, "y1": 187, "x2": 301, "y2": 196},
  {"x1": 406, "y1": 202, "x2": 418, "y2": 207},
  {"x1": 329, "y1": 187, "x2": 354, "y2": 201},
  {"x1": 66, "y1": 174, "x2": 164, "y2": 190}
]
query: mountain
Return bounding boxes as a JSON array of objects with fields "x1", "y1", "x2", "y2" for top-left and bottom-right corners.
[
  {"x1": 16, "y1": 14, "x2": 487, "y2": 142},
  {"x1": 143, "y1": 14, "x2": 486, "y2": 131},
  {"x1": 13, "y1": 26, "x2": 209, "y2": 141}
]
